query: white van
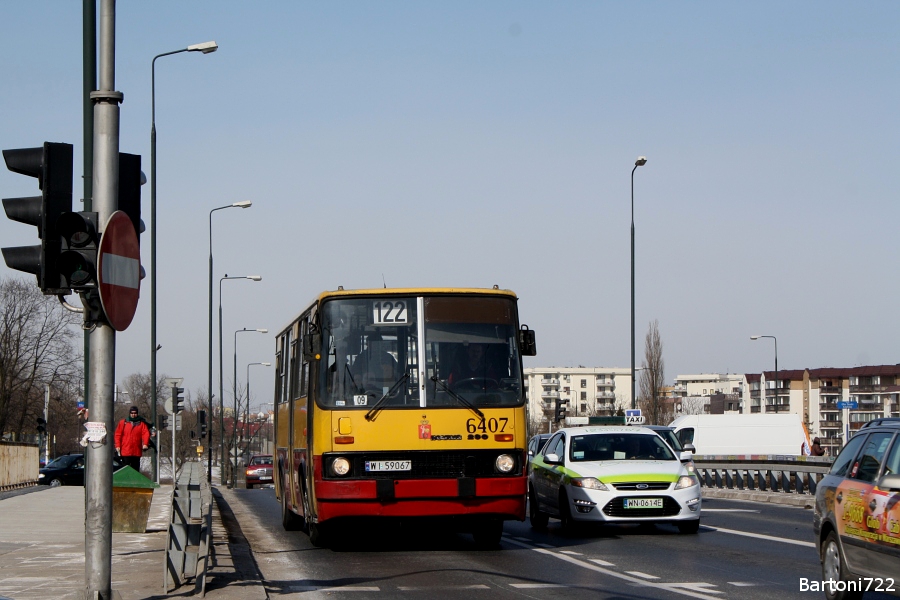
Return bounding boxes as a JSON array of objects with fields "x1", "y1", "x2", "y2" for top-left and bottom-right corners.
[{"x1": 669, "y1": 413, "x2": 810, "y2": 456}]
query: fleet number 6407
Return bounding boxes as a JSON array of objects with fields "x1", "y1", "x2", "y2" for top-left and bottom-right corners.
[{"x1": 466, "y1": 417, "x2": 508, "y2": 433}]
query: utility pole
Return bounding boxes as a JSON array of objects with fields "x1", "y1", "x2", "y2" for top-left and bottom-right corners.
[{"x1": 84, "y1": 1, "x2": 120, "y2": 598}]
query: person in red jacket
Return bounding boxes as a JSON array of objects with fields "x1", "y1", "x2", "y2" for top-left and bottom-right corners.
[{"x1": 115, "y1": 406, "x2": 150, "y2": 471}]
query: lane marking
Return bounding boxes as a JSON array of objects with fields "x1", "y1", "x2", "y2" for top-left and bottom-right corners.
[
  {"x1": 627, "y1": 571, "x2": 660, "y2": 580},
  {"x1": 398, "y1": 585, "x2": 490, "y2": 590},
  {"x1": 320, "y1": 586, "x2": 381, "y2": 592},
  {"x1": 671, "y1": 583, "x2": 724, "y2": 594},
  {"x1": 701, "y1": 509, "x2": 759, "y2": 513},
  {"x1": 702, "y1": 525, "x2": 815, "y2": 548},
  {"x1": 728, "y1": 582, "x2": 758, "y2": 587},
  {"x1": 510, "y1": 583, "x2": 568, "y2": 589},
  {"x1": 559, "y1": 550, "x2": 583, "y2": 555},
  {"x1": 590, "y1": 559, "x2": 616, "y2": 567},
  {"x1": 502, "y1": 537, "x2": 725, "y2": 600}
]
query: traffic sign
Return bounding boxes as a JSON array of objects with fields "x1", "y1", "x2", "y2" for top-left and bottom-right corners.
[
  {"x1": 97, "y1": 211, "x2": 140, "y2": 331},
  {"x1": 625, "y1": 409, "x2": 642, "y2": 417},
  {"x1": 836, "y1": 401, "x2": 858, "y2": 410}
]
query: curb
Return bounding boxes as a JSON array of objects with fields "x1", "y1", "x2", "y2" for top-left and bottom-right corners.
[{"x1": 702, "y1": 487, "x2": 815, "y2": 508}]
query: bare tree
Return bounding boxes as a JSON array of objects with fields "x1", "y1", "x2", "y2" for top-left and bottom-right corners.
[
  {"x1": 679, "y1": 396, "x2": 708, "y2": 415},
  {"x1": 0, "y1": 277, "x2": 81, "y2": 439},
  {"x1": 639, "y1": 319, "x2": 668, "y2": 425}
]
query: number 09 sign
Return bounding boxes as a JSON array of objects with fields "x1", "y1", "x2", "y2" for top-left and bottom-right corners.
[{"x1": 372, "y1": 300, "x2": 408, "y2": 325}]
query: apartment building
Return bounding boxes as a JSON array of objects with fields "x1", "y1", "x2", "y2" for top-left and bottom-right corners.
[{"x1": 524, "y1": 367, "x2": 633, "y2": 434}]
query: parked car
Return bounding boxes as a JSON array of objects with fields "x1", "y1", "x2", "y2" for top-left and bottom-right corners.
[
  {"x1": 527, "y1": 434, "x2": 552, "y2": 473},
  {"x1": 245, "y1": 454, "x2": 274, "y2": 488},
  {"x1": 813, "y1": 417, "x2": 900, "y2": 600},
  {"x1": 38, "y1": 453, "x2": 125, "y2": 487},
  {"x1": 529, "y1": 426, "x2": 701, "y2": 533}
]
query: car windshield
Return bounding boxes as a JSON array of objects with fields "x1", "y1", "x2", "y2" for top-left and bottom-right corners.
[
  {"x1": 250, "y1": 456, "x2": 272, "y2": 466},
  {"x1": 46, "y1": 455, "x2": 80, "y2": 468},
  {"x1": 319, "y1": 296, "x2": 524, "y2": 409},
  {"x1": 569, "y1": 433, "x2": 676, "y2": 462}
]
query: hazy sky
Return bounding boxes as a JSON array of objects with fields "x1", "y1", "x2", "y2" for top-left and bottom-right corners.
[{"x1": 2, "y1": 3, "x2": 898, "y2": 412}]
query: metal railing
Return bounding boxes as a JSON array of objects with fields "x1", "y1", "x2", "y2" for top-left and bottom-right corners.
[
  {"x1": 165, "y1": 461, "x2": 213, "y2": 596},
  {"x1": 693, "y1": 455, "x2": 833, "y2": 496}
]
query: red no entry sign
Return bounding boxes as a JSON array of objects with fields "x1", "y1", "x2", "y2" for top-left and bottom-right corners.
[{"x1": 98, "y1": 211, "x2": 141, "y2": 331}]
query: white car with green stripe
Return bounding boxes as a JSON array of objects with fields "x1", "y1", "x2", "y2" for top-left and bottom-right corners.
[{"x1": 528, "y1": 426, "x2": 702, "y2": 533}]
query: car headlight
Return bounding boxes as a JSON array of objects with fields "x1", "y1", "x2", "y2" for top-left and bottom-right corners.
[
  {"x1": 571, "y1": 477, "x2": 609, "y2": 491},
  {"x1": 674, "y1": 475, "x2": 699, "y2": 489},
  {"x1": 331, "y1": 457, "x2": 351, "y2": 476},
  {"x1": 38, "y1": 473, "x2": 45, "y2": 479},
  {"x1": 495, "y1": 454, "x2": 515, "y2": 473}
]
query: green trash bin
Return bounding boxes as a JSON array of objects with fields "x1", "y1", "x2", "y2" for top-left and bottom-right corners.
[{"x1": 112, "y1": 466, "x2": 160, "y2": 533}]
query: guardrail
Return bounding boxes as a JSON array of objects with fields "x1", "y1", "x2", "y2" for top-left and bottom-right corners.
[
  {"x1": 164, "y1": 461, "x2": 213, "y2": 596},
  {"x1": 692, "y1": 455, "x2": 834, "y2": 496}
]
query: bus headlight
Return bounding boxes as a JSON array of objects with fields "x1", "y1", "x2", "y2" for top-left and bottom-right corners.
[
  {"x1": 495, "y1": 454, "x2": 515, "y2": 473},
  {"x1": 331, "y1": 457, "x2": 351, "y2": 477}
]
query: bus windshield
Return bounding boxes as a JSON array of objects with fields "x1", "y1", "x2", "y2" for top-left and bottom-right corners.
[{"x1": 319, "y1": 295, "x2": 523, "y2": 409}]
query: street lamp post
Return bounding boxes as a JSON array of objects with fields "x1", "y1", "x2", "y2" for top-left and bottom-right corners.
[
  {"x1": 218, "y1": 274, "x2": 261, "y2": 484},
  {"x1": 631, "y1": 156, "x2": 647, "y2": 409},
  {"x1": 232, "y1": 328, "x2": 267, "y2": 487},
  {"x1": 150, "y1": 40, "x2": 217, "y2": 483},
  {"x1": 751, "y1": 335, "x2": 778, "y2": 408},
  {"x1": 246, "y1": 362, "x2": 271, "y2": 455},
  {"x1": 208, "y1": 205, "x2": 252, "y2": 483}
]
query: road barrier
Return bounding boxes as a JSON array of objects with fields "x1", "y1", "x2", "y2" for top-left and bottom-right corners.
[
  {"x1": 164, "y1": 461, "x2": 213, "y2": 596},
  {"x1": 692, "y1": 455, "x2": 834, "y2": 496}
]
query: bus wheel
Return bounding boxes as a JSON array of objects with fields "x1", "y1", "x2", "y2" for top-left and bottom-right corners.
[
  {"x1": 472, "y1": 518, "x2": 503, "y2": 549},
  {"x1": 280, "y1": 480, "x2": 303, "y2": 531},
  {"x1": 309, "y1": 521, "x2": 328, "y2": 548}
]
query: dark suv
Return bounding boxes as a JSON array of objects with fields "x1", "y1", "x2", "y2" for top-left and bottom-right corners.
[{"x1": 813, "y1": 418, "x2": 900, "y2": 599}]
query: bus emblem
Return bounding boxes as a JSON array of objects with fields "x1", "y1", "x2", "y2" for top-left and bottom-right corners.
[{"x1": 418, "y1": 424, "x2": 431, "y2": 439}]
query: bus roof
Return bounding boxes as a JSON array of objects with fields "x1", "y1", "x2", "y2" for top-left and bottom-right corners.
[{"x1": 276, "y1": 287, "x2": 520, "y2": 338}]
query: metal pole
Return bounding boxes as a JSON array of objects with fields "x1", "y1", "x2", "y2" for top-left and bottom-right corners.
[
  {"x1": 43, "y1": 385, "x2": 50, "y2": 466},
  {"x1": 233, "y1": 329, "x2": 239, "y2": 487},
  {"x1": 219, "y1": 284, "x2": 225, "y2": 483},
  {"x1": 85, "y1": 2, "x2": 120, "y2": 596},
  {"x1": 172, "y1": 384, "x2": 176, "y2": 483},
  {"x1": 207, "y1": 214, "x2": 213, "y2": 483},
  {"x1": 82, "y1": 1, "x2": 95, "y2": 464},
  {"x1": 630, "y1": 164, "x2": 637, "y2": 410}
]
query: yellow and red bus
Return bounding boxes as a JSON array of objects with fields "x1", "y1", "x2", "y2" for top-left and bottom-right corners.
[{"x1": 273, "y1": 287, "x2": 536, "y2": 547}]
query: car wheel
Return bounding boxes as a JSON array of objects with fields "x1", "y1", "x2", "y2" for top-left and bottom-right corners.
[
  {"x1": 821, "y1": 531, "x2": 863, "y2": 600},
  {"x1": 472, "y1": 518, "x2": 504, "y2": 549},
  {"x1": 529, "y1": 486, "x2": 549, "y2": 529},
  {"x1": 677, "y1": 519, "x2": 700, "y2": 534},
  {"x1": 49, "y1": 478, "x2": 62, "y2": 487},
  {"x1": 558, "y1": 489, "x2": 573, "y2": 531}
]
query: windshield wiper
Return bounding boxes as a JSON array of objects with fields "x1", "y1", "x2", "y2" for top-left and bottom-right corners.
[
  {"x1": 431, "y1": 376, "x2": 484, "y2": 419},
  {"x1": 365, "y1": 371, "x2": 411, "y2": 422}
]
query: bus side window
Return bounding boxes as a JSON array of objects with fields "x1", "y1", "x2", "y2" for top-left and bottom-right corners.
[
  {"x1": 274, "y1": 346, "x2": 284, "y2": 405},
  {"x1": 290, "y1": 338, "x2": 299, "y2": 400},
  {"x1": 280, "y1": 332, "x2": 290, "y2": 404},
  {"x1": 300, "y1": 318, "x2": 309, "y2": 397}
]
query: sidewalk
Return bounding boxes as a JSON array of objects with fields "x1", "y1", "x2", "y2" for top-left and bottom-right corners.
[{"x1": 0, "y1": 481, "x2": 265, "y2": 599}]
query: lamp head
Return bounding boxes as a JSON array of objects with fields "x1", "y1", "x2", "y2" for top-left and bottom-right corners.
[
  {"x1": 262, "y1": 362, "x2": 271, "y2": 366},
  {"x1": 187, "y1": 41, "x2": 218, "y2": 54},
  {"x1": 635, "y1": 156, "x2": 648, "y2": 167},
  {"x1": 232, "y1": 201, "x2": 252, "y2": 208},
  {"x1": 248, "y1": 275, "x2": 262, "y2": 281},
  {"x1": 257, "y1": 329, "x2": 268, "y2": 334}
]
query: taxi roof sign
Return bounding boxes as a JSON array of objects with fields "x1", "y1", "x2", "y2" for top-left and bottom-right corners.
[{"x1": 588, "y1": 416, "x2": 627, "y2": 426}]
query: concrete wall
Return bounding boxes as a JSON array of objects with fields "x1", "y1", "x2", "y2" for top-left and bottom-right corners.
[{"x1": 0, "y1": 442, "x2": 39, "y2": 488}]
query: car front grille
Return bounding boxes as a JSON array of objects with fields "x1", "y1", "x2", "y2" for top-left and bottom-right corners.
[
  {"x1": 612, "y1": 482, "x2": 671, "y2": 491},
  {"x1": 602, "y1": 496, "x2": 681, "y2": 517}
]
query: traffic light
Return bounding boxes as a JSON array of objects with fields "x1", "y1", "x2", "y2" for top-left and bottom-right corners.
[
  {"x1": 172, "y1": 386, "x2": 185, "y2": 413},
  {"x1": 56, "y1": 211, "x2": 99, "y2": 291},
  {"x1": 554, "y1": 398, "x2": 569, "y2": 423},
  {"x1": 117, "y1": 152, "x2": 144, "y2": 239},
  {"x1": 1, "y1": 142, "x2": 73, "y2": 294},
  {"x1": 158, "y1": 414, "x2": 169, "y2": 430},
  {"x1": 198, "y1": 409, "x2": 208, "y2": 439},
  {"x1": 36, "y1": 417, "x2": 46, "y2": 434}
]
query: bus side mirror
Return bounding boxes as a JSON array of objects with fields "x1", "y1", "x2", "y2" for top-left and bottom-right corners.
[
  {"x1": 303, "y1": 331, "x2": 322, "y2": 361},
  {"x1": 518, "y1": 325, "x2": 536, "y2": 356}
]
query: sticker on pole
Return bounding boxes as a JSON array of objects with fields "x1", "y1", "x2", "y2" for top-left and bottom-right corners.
[{"x1": 98, "y1": 211, "x2": 141, "y2": 331}]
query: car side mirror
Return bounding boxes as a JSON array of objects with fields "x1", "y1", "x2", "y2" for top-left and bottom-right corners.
[
  {"x1": 877, "y1": 473, "x2": 900, "y2": 492},
  {"x1": 544, "y1": 453, "x2": 561, "y2": 464},
  {"x1": 684, "y1": 443, "x2": 696, "y2": 454},
  {"x1": 679, "y1": 451, "x2": 693, "y2": 463},
  {"x1": 518, "y1": 325, "x2": 537, "y2": 356}
]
